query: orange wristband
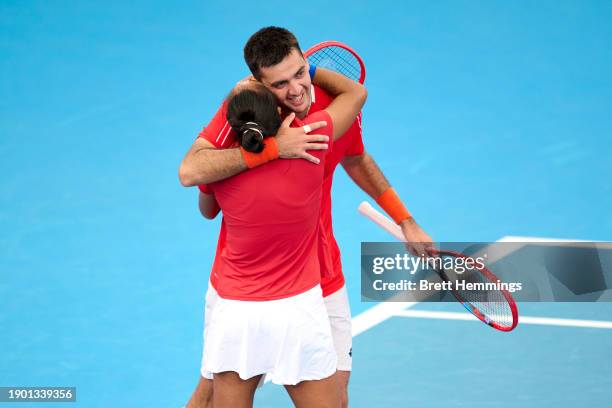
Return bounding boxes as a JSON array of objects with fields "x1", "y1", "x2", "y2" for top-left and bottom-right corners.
[
  {"x1": 376, "y1": 187, "x2": 412, "y2": 224},
  {"x1": 240, "y1": 137, "x2": 279, "y2": 169}
]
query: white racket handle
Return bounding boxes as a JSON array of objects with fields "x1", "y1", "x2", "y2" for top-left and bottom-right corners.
[{"x1": 357, "y1": 201, "x2": 406, "y2": 242}]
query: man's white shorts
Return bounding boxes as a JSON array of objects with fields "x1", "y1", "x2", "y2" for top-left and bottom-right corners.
[{"x1": 324, "y1": 285, "x2": 352, "y2": 371}]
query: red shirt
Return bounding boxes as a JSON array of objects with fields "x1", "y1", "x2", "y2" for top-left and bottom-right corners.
[
  {"x1": 200, "y1": 85, "x2": 365, "y2": 297},
  {"x1": 208, "y1": 111, "x2": 334, "y2": 301}
]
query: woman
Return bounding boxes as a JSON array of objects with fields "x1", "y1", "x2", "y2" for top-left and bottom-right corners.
[{"x1": 202, "y1": 68, "x2": 366, "y2": 408}]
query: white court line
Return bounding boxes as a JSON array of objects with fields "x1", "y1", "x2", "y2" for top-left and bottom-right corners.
[
  {"x1": 393, "y1": 309, "x2": 612, "y2": 329},
  {"x1": 497, "y1": 235, "x2": 582, "y2": 243},
  {"x1": 351, "y1": 235, "x2": 609, "y2": 337},
  {"x1": 351, "y1": 302, "x2": 417, "y2": 336}
]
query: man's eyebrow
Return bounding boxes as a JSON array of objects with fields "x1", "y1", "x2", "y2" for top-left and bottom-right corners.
[
  {"x1": 271, "y1": 79, "x2": 288, "y2": 87},
  {"x1": 271, "y1": 66, "x2": 306, "y2": 87}
]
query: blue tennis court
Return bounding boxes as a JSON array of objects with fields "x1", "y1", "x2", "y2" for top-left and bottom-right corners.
[{"x1": 2, "y1": 1, "x2": 611, "y2": 407}]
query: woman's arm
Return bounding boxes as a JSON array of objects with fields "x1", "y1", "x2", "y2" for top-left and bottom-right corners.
[
  {"x1": 199, "y1": 192, "x2": 221, "y2": 219},
  {"x1": 312, "y1": 67, "x2": 367, "y2": 140}
]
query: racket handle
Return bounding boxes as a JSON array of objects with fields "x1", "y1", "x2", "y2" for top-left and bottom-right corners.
[{"x1": 358, "y1": 201, "x2": 406, "y2": 242}]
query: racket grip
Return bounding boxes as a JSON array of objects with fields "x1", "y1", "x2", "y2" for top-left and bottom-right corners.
[{"x1": 358, "y1": 201, "x2": 406, "y2": 242}]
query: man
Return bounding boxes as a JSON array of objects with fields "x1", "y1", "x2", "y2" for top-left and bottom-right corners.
[{"x1": 180, "y1": 27, "x2": 433, "y2": 408}]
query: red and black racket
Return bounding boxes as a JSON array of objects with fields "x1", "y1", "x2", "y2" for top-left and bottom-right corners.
[
  {"x1": 358, "y1": 201, "x2": 519, "y2": 332},
  {"x1": 304, "y1": 41, "x2": 366, "y2": 84},
  {"x1": 425, "y1": 248, "x2": 518, "y2": 331}
]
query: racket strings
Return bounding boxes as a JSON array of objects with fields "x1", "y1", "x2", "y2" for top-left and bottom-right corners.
[
  {"x1": 438, "y1": 256, "x2": 515, "y2": 329},
  {"x1": 308, "y1": 46, "x2": 362, "y2": 82},
  {"x1": 309, "y1": 48, "x2": 359, "y2": 76},
  {"x1": 309, "y1": 52, "x2": 359, "y2": 80}
]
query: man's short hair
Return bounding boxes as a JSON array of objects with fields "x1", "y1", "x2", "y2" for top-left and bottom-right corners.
[{"x1": 244, "y1": 26, "x2": 302, "y2": 79}]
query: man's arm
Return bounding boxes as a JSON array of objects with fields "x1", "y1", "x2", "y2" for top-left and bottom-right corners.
[
  {"x1": 179, "y1": 138, "x2": 247, "y2": 186},
  {"x1": 312, "y1": 68, "x2": 367, "y2": 140},
  {"x1": 179, "y1": 116, "x2": 329, "y2": 187},
  {"x1": 341, "y1": 151, "x2": 390, "y2": 198},
  {"x1": 198, "y1": 191, "x2": 221, "y2": 219},
  {"x1": 341, "y1": 152, "x2": 434, "y2": 255}
]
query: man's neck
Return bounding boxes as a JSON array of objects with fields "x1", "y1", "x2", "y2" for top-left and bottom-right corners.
[
  {"x1": 296, "y1": 94, "x2": 312, "y2": 119},
  {"x1": 281, "y1": 107, "x2": 309, "y2": 120}
]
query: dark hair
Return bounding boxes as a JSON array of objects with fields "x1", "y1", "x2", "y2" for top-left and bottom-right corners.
[
  {"x1": 244, "y1": 26, "x2": 302, "y2": 79},
  {"x1": 226, "y1": 83, "x2": 281, "y2": 153}
]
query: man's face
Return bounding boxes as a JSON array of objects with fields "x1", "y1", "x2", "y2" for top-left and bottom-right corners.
[{"x1": 258, "y1": 48, "x2": 312, "y2": 118}]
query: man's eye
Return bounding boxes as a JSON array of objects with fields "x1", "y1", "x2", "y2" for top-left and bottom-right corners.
[{"x1": 296, "y1": 71, "x2": 304, "y2": 78}]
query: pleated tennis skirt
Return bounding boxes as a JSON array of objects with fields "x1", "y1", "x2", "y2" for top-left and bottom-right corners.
[{"x1": 202, "y1": 284, "x2": 337, "y2": 385}]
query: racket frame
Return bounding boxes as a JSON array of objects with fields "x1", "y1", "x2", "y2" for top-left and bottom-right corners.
[
  {"x1": 304, "y1": 41, "x2": 366, "y2": 84},
  {"x1": 358, "y1": 201, "x2": 519, "y2": 332},
  {"x1": 428, "y1": 248, "x2": 519, "y2": 332}
]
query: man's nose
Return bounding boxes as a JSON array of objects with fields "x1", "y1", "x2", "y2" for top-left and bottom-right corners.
[{"x1": 288, "y1": 80, "x2": 301, "y2": 96}]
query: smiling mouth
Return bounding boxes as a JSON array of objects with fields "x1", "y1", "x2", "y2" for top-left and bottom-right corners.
[{"x1": 288, "y1": 92, "x2": 305, "y2": 106}]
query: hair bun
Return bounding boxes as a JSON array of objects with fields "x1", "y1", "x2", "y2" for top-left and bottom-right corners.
[{"x1": 239, "y1": 121, "x2": 265, "y2": 153}]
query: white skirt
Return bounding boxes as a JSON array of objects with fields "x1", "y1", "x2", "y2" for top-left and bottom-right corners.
[{"x1": 202, "y1": 284, "x2": 337, "y2": 385}]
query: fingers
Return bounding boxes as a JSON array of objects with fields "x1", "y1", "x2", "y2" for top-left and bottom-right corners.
[
  {"x1": 404, "y1": 242, "x2": 434, "y2": 258},
  {"x1": 400, "y1": 222, "x2": 435, "y2": 256},
  {"x1": 303, "y1": 121, "x2": 327, "y2": 132},
  {"x1": 300, "y1": 153, "x2": 321, "y2": 164},
  {"x1": 421, "y1": 235, "x2": 436, "y2": 255},
  {"x1": 280, "y1": 112, "x2": 296, "y2": 128},
  {"x1": 306, "y1": 134, "x2": 330, "y2": 143},
  {"x1": 239, "y1": 74, "x2": 256, "y2": 81},
  {"x1": 405, "y1": 243, "x2": 426, "y2": 257},
  {"x1": 234, "y1": 77, "x2": 255, "y2": 92},
  {"x1": 304, "y1": 143, "x2": 328, "y2": 150},
  {"x1": 423, "y1": 239, "x2": 436, "y2": 251},
  {"x1": 415, "y1": 244, "x2": 428, "y2": 257}
]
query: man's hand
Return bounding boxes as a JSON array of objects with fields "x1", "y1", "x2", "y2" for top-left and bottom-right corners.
[
  {"x1": 400, "y1": 218, "x2": 435, "y2": 257},
  {"x1": 275, "y1": 113, "x2": 329, "y2": 164},
  {"x1": 234, "y1": 76, "x2": 256, "y2": 91}
]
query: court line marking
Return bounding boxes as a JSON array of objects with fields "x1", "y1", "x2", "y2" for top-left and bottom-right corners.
[
  {"x1": 393, "y1": 309, "x2": 612, "y2": 329},
  {"x1": 351, "y1": 235, "x2": 606, "y2": 336},
  {"x1": 497, "y1": 235, "x2": 584, "y2": 242},
  {"x1": 352, "y1": 302, "x2": 417, "y2": 336}
]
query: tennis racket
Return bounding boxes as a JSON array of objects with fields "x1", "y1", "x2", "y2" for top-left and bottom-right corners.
[
  {"x1": 358, "y1": 201, "x2": 519, "y2": 332},
  {"x1": 304, "y1": 41, "x2": 366, "y2": 84}
]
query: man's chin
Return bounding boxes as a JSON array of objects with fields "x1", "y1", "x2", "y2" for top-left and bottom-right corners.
[{"x1": 285, "y1": 99, "x2": 310, "y2": 117}]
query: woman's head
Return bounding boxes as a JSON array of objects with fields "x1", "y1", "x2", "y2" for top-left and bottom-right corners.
[{"x1": 226, "y1": 81, "x2": 281, "y2": 153}]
